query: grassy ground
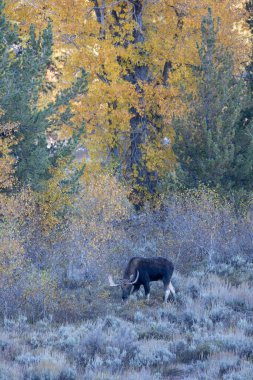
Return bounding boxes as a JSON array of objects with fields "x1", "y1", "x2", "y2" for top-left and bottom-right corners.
[{"x1": 1, "y1": 270, "x2": 253, "y2": 380}]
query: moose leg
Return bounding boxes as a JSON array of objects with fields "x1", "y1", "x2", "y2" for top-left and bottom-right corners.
[
  {"x1": 169, "y1": 282, "x2": 175, "y2": 297},
  {"x1": 163, "y1": 285, "x2": 170, "y2": 303},
  {"x1": 131, "y1": 284, "x2": 141, "y2": 294},
  {"x1": 163, "y1": 277, "x2": 171, "y2": 303},
  {"x1": 143, "y1": 282, "x2": 150, "y2": 300},
  {"x1": 163, "y1": 280, "x2": 175, "y2": 303}
]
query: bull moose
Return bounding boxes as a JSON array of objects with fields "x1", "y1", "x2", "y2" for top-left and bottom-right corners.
[{"x1": 108, "y1": 256, "x2": 175, "y2": 302}]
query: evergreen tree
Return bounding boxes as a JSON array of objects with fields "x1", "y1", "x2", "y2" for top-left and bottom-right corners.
[
  {"x1": 0, "y1": 0, "x2": 17, "y2": 76},
  {"x1": 173, "y1": 8, "x2": 245, "y2": 189},
  {"x1": 230, "y1": 1, "x2": 253, "y2": 191},
  {"x1": 0, "y1": 2, "x2": 88, "y2": 191}
]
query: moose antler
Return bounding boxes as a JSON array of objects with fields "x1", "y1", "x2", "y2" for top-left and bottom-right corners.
[{"x1": 108, "y1": 275, "x2": 121, "y2": 287}]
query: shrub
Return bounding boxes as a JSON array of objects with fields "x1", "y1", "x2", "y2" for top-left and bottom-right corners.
[
  {"x1": 82, "y1": 368, "x2": 159, "y2": 380},
  {"x1": 223, "y1": 360, "x2": 253, "y2": 380},
  {"x1": 23, "y1": 351, "x2": 76, "y2": 380},
  {"x1": 170, "y1": 337, "x2": 215, "y2": 364},
  {"x1": 133, "y1": 311, "x2": 147, "y2": 323},
  {"x1": 138, "y1": 320, "x2": 176, "y2": 340},
  {"x1": 0, "y1": 362, "x2": 22, "y2": 380},
  {"x1": 209, "y1": 305, "x2": 233, "y2": 325},
  {"x1": 132, "y1": 339, "x2": 175, "y2": 368},
  {"x1": 72, "y1": 317, "x2": 138, "y2": 371},
  {"x1": 16, "y1": 352, "x2": 40, "y2": 366}
]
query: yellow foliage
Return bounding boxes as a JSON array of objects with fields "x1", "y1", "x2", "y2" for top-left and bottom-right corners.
[
  {"x1": 22, "y1": 268, "x2": 59, "y2": 314},
  {"x1": 0, "y1": 122, "x2": 19, "y2": 191},
  {"x1": 37, "y1": 179, "x2": 70, "y2": 231},
  {"x1": 70, "y1": 172, "x2": 131, "y2": 248},
  {"x1": 0, "y1": 194, "x2": 25, "y2": 289},
  {"x1": 4, "y1": 0, "x2": 250, "y2": 198}
]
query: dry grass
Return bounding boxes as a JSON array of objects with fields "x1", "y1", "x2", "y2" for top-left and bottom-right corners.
[{"x1": 1, "y1": 271, "x2": 252, "y2": 380}]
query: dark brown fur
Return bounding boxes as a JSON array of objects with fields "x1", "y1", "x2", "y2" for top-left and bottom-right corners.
[{"x1": 121, "y1": 256, "x2": 174, "y2": 301}]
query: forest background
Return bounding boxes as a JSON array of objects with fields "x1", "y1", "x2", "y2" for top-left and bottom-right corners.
[
  {"x1": 0, "y1": 0, "x2": 253, "y2": 320},
  {"x1": 1, "y1": 1, "x2": 253, "y2": 379}
]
